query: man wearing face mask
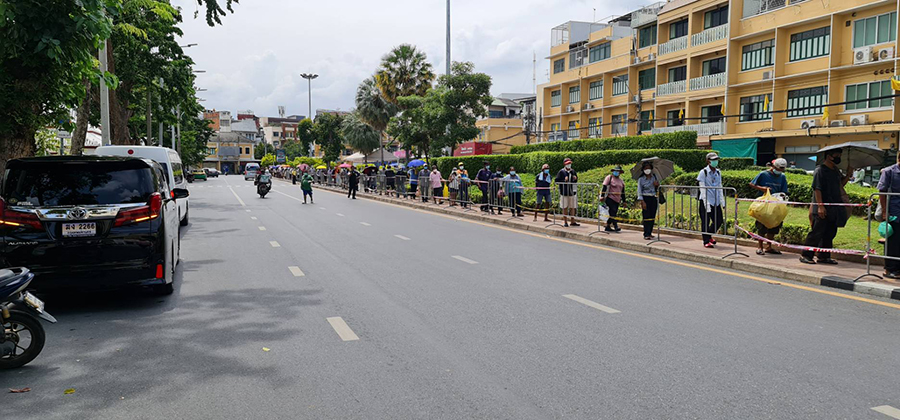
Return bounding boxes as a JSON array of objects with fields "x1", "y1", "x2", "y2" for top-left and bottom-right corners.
[
  {"x1": 476, "y1": 161, "x2": 493, "y2": 212},
  {"x1": 697, "y1": 152, "x2": 726, "y2": 248},
  {"x1": 534, "y1": 163, "x2": 552, "y2": 222},
  {"x1": 750, "y1": 158, "x2": 789, "y2": 255},
  {"x1": 555, "y1": 158, "x2": 579, "y2": 227},
  {"x1": 800, "y1": 148, "x2": 853, "y2": 265}
]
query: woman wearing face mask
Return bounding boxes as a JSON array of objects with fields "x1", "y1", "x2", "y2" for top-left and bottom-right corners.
[
  {"x1": 534, "y1": 164, "x2": 553, "y2": 222},
  {"x1": 749, "y1": 158, "x2": 789, "y2": 255},
  {"x1": 601, "y1": 165, "x2": 625, "y2": 232},
  {"x1": 636, "y1": 161, "x2": 659, "y2": 240}
]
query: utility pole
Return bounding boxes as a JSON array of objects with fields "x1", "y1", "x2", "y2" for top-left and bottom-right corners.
[
  {"x1": 99, "y1": 40, "x2": 111, "y2": 146},
  {"x1": 146, "y1": 89, "x2": 152, "y2": 144},
  {"x1": 176, "y1": 104, "x2": 181, "y2": 154},
  {"x1": 446, "y1": 0, "x2": 451, "y2": 75},
  {"x1": 158, "y1": 78, "x2": 164, "y2": 147},
  {"x1": 300, "y1": 73, "x2": 318, "y2": 157}
]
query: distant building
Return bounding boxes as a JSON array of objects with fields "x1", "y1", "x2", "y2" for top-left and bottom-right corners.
[
  {"x1": 259, "y1": 115, "x2": 305, "y2": 148},
  {"x1": 456, "y1": 94, "x2": 535, "y2": 155}
]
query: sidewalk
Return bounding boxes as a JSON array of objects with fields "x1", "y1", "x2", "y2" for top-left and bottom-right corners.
[{"x1": 308, "y1": 181, "x2": 900, "y2": 301}]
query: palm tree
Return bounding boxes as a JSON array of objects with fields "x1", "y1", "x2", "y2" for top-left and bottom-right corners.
[
  {"x1": 341, "y1": 112, "x2": 380, "y2": 165},
  {"x1": 374, "y1": 44, "x2": 435, "y2": 105},
  {"x1": 356, "y1": 77, "x2": 398, "y2": 165}
]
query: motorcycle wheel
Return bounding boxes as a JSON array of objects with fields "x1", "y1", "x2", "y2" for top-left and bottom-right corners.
[{"x1": 0, "y1": 310, "x2": 46, "y2": 369}]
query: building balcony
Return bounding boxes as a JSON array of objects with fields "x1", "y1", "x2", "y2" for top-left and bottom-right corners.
[
  {"x1": 630, "y1": 1, "x2": 665, "y2": 28},
  {"x1": 652, "y1": 121, "x2": 724, "y2": 136},
  {"x1": 657, "y1": 80, "x2": 686, "y2": 97},
  {"x1": 689, "y1": 73, "x2": 726, "y2": 91},
  {"x1": 691, "y1": 25, "x2": 728, "y2": 47},
  {"x1": 658, "y1": 36, "x2": 688, "y2": 56}
]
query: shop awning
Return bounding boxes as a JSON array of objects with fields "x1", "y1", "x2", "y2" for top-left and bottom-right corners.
[{"x1": 711, "y1": 138, "x2": 759, "y2": 159}]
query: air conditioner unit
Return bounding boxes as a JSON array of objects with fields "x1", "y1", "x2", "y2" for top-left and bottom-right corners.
[
  {"x1": 854, "y1": 46, "x2": 873, "y2": 64},
  {"x1": 829, "y1": 120, "x2": 847, "y2": 127},
  {"x1": 633, "y1": 94, "x2": 641, "y2": 102},
  {"x1": 879, "y1": 47, "x2": 895, "y2": 61},
  {"x1": 652, "y1": 92, "x2": 657, "y2": 99},
  {"x1": 850, "y1": 114, "x2": 869, "y2": 126},
  {"x1": 634, "y1": 56, "x2": 641, "y2": 64},
  {"x1": 800, "y1": 119, "x2": 817, "y2": 129},
  {"x1": 584, "y1": 103, "x2": 594, "y2": 110},
  {"x1": 762, "y1": 71, "x2": 773, "y2": 80},
  {"x1": 566, "y1": 105, "x2": 575, "y2": 113},
  {"x1": 648, "y1": 53, "x2": 656, "y2": 61}
]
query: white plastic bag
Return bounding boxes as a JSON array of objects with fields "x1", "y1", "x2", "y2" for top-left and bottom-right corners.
[{"x1": 598, "y1": 205, "x2": 610, "y2": 223}]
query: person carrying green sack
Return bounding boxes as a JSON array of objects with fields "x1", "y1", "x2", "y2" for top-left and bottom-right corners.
[{"x1": 878, "y1": 151, "x2": 900, "y2": 279}]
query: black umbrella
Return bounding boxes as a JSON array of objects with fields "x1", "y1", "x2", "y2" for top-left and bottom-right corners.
[
  {"x1": 631, "y1": 157, "x2": 676, "y2": 181},
  {"x1": 816, "y1": 142, "x2": 884, "y2": 172}
]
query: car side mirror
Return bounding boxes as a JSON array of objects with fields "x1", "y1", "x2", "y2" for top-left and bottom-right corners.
[{"x1": 172, "y1": 188, "x2": 190, "y2": 200}]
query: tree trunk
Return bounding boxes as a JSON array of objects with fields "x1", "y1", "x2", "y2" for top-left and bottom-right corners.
[
  {"x1": 0, "y1": 126, "x2": 37, "y2": 175},
  {"x1": 145, "y1": 89, "x2": 152, "y2": 145},
  {"x1": 106, "y1": 38, "x2": 134, "y2": 145},
  {"x1": 70, "y1": 78, "x2": 92, "y2": 156}
]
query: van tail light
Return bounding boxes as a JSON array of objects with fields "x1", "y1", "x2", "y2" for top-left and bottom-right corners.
[
  {"x1": 114, "y1": 193, "x2": 162, "y2": 227},
  {"x1": 155, "y1": 264, "x2": 164, "y2": 279},
  {"x1": 0, "y1": 198, "x2": 43, "y2": 230}
]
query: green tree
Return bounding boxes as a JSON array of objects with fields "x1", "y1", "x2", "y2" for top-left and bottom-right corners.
[
  {"x1": 295, "y1": 118, "x2": 315, "y2": 157},
  {"x1": 374, "y1": 44, "x2": 435, "y2": 106},
  {"x1": 254, "y1": 143, "x2": 275, "y2": 159},
  {"x1": 355, "y1": 77, "x2": 397, "y2": 164},
  {"x1": 260, "y1": 153, "x2": 276, "y2": 167},
  {"x1": 428, "y1": 61, "x2": 493, "y2": 152},
  {"x1": 314, "y1": 113, "x2": 345, "y2": 168},
  {"x1": 386, "y1": 96, "x2": 430, "y2": 160},
  {"x1": 341, "y1": 112, "x2": 380, "y2": 164},
  {"x1": 0, "y1": 0, "x2": 117, "y2": 172}
]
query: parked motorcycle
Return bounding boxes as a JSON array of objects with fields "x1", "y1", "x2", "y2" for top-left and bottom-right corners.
[
  {"x1": 256, "y1": 173, "x2": 272, "y2": 198},
  {"x1": 0, "y1": 267, "x2": 56, "y2": 369}
]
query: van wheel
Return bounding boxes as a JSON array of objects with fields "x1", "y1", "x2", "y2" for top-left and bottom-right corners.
[{"x1": 180, "y1": 205, "x2": 189, "y2": 226}]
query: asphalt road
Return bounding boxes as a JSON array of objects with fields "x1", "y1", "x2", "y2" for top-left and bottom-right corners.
[{"x1": 3, "y1": 175, "x2": 900, "y2": 420}]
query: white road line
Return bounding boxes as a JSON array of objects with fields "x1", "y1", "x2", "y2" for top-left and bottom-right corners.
[
  {"x1": 562, "y1": 294, "x2": 621, "y2": 314},
  {"x1": 326, "y1": 317, "x2": 360, "y2": 341},
  {"x1": 336, "y1": 213, "x2": 345, "y2": 217},
  {"x1": 288, "y1": 266, "x2": 305, "y2": 277},
  {"x1": 451, "y1": 255, "x2": 478, "y2": 265},
  {"x1": 360, "y1": 222, "x2": 371, "y2": 226},
  {"x1": 394, "y1": 235, "x2": 411, "y2": 241},
  {"x1": 258, "y1": 226, "x2": 267, "y2": 231},
  {"x1": 269, "y1": 241, "x2": 280, "y2": 248},
  {"x1": 272, "y1": 190, "x2": 304, "y2": 203},
  {"x1": 251, "y1": 217, "x2": 258, "y2": 220},
  {"x1": 319, "y1": 207, "x2": 326, "y2": 210},
  {"x1": 873, "y1": 406, "x2": 900, "y2": 419},
  {"x1": 229, "y1": 187, "x2": 246, "y2": 207},
  {"x1": 246, "y1": 210, "x2": 252, "y2": 213}
]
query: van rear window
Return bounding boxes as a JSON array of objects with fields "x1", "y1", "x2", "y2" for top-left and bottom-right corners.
[{"x1": 3, "y1": 161, "x2": 155, "y2": 206}]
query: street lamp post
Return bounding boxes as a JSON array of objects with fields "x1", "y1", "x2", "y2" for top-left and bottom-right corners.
[{"x1": 300, "y1": 73, "x2": 318, "y2": 157}]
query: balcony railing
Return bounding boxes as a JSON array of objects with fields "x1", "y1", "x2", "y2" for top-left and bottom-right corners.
[
  {"x1": 657, "y1": 80, "x2": 686, "y2": 96},
  {"x1": 691, "y1": 25, "x2": 728, "y2": 47},
  {"x1": 652, "y1": 121, "x2": 724, "y2": 136},
  {"x1": 689, "y1": 73, "x2": 726, "y2": 91},
  {"x1": 742, "y1": 0, "x2": 807, "y2": 18},
  {"x1": 658, "y1": 36, "x2": 688, "y2": 55},
  {"x1": 630, "y1": 2, "x2": 665, "y2": 28}
]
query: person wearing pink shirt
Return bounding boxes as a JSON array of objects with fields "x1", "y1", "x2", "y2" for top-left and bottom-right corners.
[{"x1": 429, "y1": 167, "x2": 444, "y2": 205}]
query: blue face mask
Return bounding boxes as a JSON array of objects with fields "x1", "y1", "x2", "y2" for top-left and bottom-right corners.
[
  {"x1": 543, "y1": 169, "x2": 550, "y2": 175},
  {"x1": 612, "y1": 171, "x2": 620, "y2": 177},
  {"x1": 709, "y1": 160, "x2": 719, "y2": 168},
  {"x1": 510, "y1": 171, "x2": 516, "y2": 175},
  {"x1": 773, "y1": 169, "x2": 783, "y2": 176}
]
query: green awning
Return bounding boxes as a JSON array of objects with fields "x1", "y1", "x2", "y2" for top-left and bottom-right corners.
[{"x1": 711, "y1": 138, "x2": 759, "y2": 159}]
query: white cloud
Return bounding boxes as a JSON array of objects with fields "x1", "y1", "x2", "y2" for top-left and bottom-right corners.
[{"x1": 172, "y1": 0, "x2": 646, "y2": 117}]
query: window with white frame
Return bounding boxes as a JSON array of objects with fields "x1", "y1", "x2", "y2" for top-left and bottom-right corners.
[
  {"x1": 741, "y1": 39, "x2": 774, "y2": 71},
  {"x1": 611, "y1": 114, "x2": 627, "y2": 134},
  {"x1": 786, "y1": 86, "x2": 827, "y2": 117},
  {"x1": 612, "y1": 75, "x2": 628, "y2": 96},
  {"x1": 845, "y1": 80, "x2": 893, "y2": 111},
  {"x1": 589, "y1": 80, "x2": 603, "y2": 100},
  {"x1": 789, "y1": 27, "x2": 830, "y2": 61},
  {"x1": 853, "y1": 12, "x2": 897, "y2": 48},
  {"x1": 551, "y1": 90, "x2": 561, "y2": 107},
  {"x1": 588, "y1": 118, "x2": 601, "y2": 137},
  {"x1": 569, "y1": 86, "x2": 581, "y2": 104},
  {"x1": 568, "y1": 121, "x2": 579, "y2": 139},
  {"x1": 739, "y1": 94, "x2": 772, "y2": 121}
]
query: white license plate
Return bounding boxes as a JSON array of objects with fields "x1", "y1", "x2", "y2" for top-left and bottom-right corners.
[
  {"x1": 23, "y1": 292, "x2": 44, "y2": 314},
  {"x1": 62, "y1": 222, "x2": 96, "y2": 237}
]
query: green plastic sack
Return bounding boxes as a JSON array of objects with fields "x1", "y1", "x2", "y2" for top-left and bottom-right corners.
[{"x1": 879, "y1": 216, "x2": 897, "y2": 238}]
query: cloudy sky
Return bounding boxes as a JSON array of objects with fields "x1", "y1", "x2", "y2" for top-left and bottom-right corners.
[{"x1": 172, "y1": 0, "x2": 643, "y2": 118}]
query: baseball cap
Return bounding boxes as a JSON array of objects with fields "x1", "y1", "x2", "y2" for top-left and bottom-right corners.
[
  {"x1": 772, "y1": 158, "x2": 788, "y2": 169},
  {"x1": 563, "y1": 158, "x2": 573, "y2": 164},
  {"x1": 706, "y1": 152, "x2": 720, "y2": 161}
]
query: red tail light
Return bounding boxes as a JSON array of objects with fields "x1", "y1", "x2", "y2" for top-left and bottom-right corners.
[
  {"x1": 0, "y1": 198, "x2": 43, "y2": 230},
  {"x1": 114, "y1": 193, "x2": 162, "y2": 227},
  {"x1": 155, "y1": 264, "x2": 164, "y2": 279}
]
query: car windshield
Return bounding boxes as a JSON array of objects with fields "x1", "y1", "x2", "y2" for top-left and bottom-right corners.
[{"x1": 3, "y1": 161, "x2": 155, "y2": 206}]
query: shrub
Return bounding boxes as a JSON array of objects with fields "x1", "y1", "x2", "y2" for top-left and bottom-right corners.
[
  {"x1": 508, "y1": 131, "x2": 697, "y2": 154},
  {"x1": 718, "y1": 158, "x2": 754, "y2": 170}
]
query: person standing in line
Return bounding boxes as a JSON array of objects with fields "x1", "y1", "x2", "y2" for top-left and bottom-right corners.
[
  {"x1": 749, "y1": 158, "x2": 789, "y2": 255},
  {"x1": 291, "y1": 167, "x2": 297, "y2": 185},
  {"x1": 448, "y1": 169, "x2": 459, "y2": 206},
  {"x1": 489, "y1": 169, "x2": 504, "y2": 215},
  {"x1": 430, "y1": 166, "x2": 444, "y2": 205},
  {"x1": 419, "y1": 165, "x2": 430, "y2": 202},
  {"x1": 555, "y1": 158, "x2": 579, "y2": 227},
  {"x1": 502, "y1": 167, "x2": 524, "y2": 217},
  {"x1": 601, "y1": 165, "x2": 625, "y2": 232},
  {"x1": 347, "y1": 166, "x2": 360, "y2": 199},
  {"x1": 458, "y1": 170, "x2": 471, "y2": 208},
  {"x1": 457, "y1": 162, "x2": 468, "y2": 178},
  {"x1": 385, "y1": 166, "x2": 396, "y2": 194},
  {"x1": 878, "y1": 151, "x2": 900, "y2": 278},
  {"x1": 408, "y1": 165, "x2": 419, "y2": 199},
  {"x1": 300, "y1": 170, "x2": 314, "y2": 204},
  {"x1": 800, "y1": 148, "x2": 852, "y2": 265},
  {"x1": 698, "y1": 152, "x2": 725, "y2": 248},
  {"x1": 534, "y1": 163, "x2": 552, "y2": 222},
  {"x1": 476, "y1": 161, "x2": 492, "y2": 212},
  {"x1": 637, "y1": 161, "x2": 659, "y2": 240}
]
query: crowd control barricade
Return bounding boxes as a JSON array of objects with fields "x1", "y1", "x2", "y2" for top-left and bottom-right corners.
[
  {"x1": 394, "y1": 174, "x2": 408, "y2": 198},
  {"x1": 482, "y1": 178, "x2": 516, "y2": 217},
  {"x1": 856, "y1": 193, "x2": 897, "y2": 281},
  {"x1": 339, "y1": 173, "x2": 349, "y2": 190},
  {"x1": 657, "y1": 185, "x2": 748, "y2": 259},
  {"x1": 418, "y1": 178, "x2": 432, "y2": 203},
  {"x1": 451, "y1": 178, "x2": 475, "y2": 212},
  {"x1": 545, "y1": 182, "x2": 601, "y2": 228}
]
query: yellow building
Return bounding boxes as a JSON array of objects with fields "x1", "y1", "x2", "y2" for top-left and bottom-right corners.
[
  {"x1": 471, "y1": 96, "x2": 531, "y2": 154},
  {"x1": 539, "y1": 0, "x2": 900, "y2": 169},
  {"x1": 203, "y1": 132, "x2": 258, "y2": 174}
]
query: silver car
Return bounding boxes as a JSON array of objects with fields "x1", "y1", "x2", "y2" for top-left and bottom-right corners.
[{"x1": 244, "y1": 164, "x2": 260, "y2": 181}]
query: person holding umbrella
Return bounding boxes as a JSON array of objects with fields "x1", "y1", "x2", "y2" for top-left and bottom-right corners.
[
  {"x1": 408, "y1": 164, "x2": 419, "y2": 199},
  {"x1": 698, "y1": 152, "x2": 726, "y2": 248},
  {"x1": 800, "y1": 147, "x2": 854, "y2": 265}
]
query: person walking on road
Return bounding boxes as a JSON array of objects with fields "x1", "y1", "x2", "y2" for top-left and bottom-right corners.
[
  {"x1": 430, "y1": 166, "x2": 444, "y2": 205},
  {"x1": 476, "y1": 161, "x2": 492, "y2": 212},
  {"x1": 749, "y1": 158, "x2": 789, "y2": 255},
  {"x1": 419, "y1": 165, "x2": 430, "y2": 202},
  {"x1": 601, "y1": 165, "x2": 625, "y2": 232},
  {"x1": 801, "y1": 148, "x2": 852, "y2": 265},
  {"x1": 301, "y1": 171, "x2": 314, "y2": 204},
  {"x1": 878, "y1": 151, "x2": 900, "y2": 278},
  {"x1": 448, "y1": 169, "x2": 459, "y2": 206},
  {"x1": 698, "y1": 152, "x2": 726, "y2": 248},
  {"x1": 534, "y1": 164, "x2": 552, "y2": 222},
  {"x1": 555, "y1": 158, "x2": 579, "y2": 227},
  {"x1": 637, "y1": 161, "x2": 659, "y2": 240},
  {"x1": 347, "y1": 167, "x2": 360, "y2": 199},
  {"x1": 502, "y1": 167, "x2": 524, "y2": 217}
]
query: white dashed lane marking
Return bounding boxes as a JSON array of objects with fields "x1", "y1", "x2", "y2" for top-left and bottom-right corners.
[
  {"x1": 288, "y1": 266, "x2": 305, "y2": 277},
  {"x1": 270, "y1": 241, "x2": 280, "y2": 248},
  {"x1": 451, "y1": 255, "x2": 478, "y2": 265},
  {"x1": 360, "y1": 222, "x2": 371, "y2": 226},
  {"x1": 562, "y1": 294, "x2": 620, "y2": 314},
  {"x1": 258, "y1": 226, "x2": 267, "y2": 231},
  {"x1": 326, "y1": 317, "x2": 360, "y2": 341},
  {"x1": 336, "y1": 213, "x2": 345, "y2": 217},
  {"x1": 873, "y1": 406, "x2": 900, "y2": 419},
  {"x1": 251, "y1": 217, "x2": 258, "y2": 220},
  {"x1": 394, "y1": 235, "x2": 410, "y2": 241}
]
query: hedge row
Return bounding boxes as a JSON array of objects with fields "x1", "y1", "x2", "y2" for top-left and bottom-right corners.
[
  {"x1": 508, "y1": 132, "x2": 698, "y2": 154},
  {"x1": 718, "y1": 158, "x2": 754, "y2": 171},
  {"x1": 433, "y1": 149, "x2": 712, "y2": 176}
]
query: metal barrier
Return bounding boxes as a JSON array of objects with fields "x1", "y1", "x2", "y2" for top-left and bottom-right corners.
[
  {"x1": 546, "y1": 182, "x2": 601, "y2": 228},
  {"x1": 657, "y1": 185, "x2": 747, "y2": 259},
  {"x1": 858, "y1": 192, "x2": 898, "y2": 281},
  {"x1": 394, "y1": 174, "x2": 408, "y2": 198}
]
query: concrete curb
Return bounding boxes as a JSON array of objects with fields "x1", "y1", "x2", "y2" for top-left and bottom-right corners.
[{"x1": 305, "y1": 181, "x2": 900, "y2": 301}]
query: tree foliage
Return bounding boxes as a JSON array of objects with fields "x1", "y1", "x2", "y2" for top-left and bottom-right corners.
[
  {"x1": 314, "y1": 113, "x2": 345, "y2": 167},
  {"x1": 341, "y1": 112, "x2": 380, "y2": 158},
  {"x1": 374, "y1": 44, "x2": 435, "y2": 106},
  {"x1": 295, "y1": 118, "x2": 315, "y2": 157},
  {"x1": 260, "y1": 153, "x2": 275, "y2": 167},
  {"x1": 255, "y1": 142, "x2": 275, "y2": 159}
]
